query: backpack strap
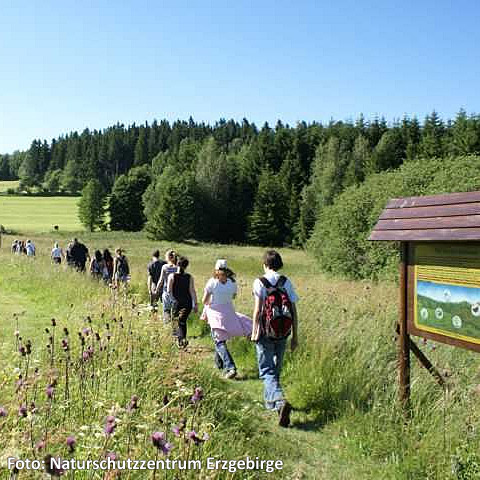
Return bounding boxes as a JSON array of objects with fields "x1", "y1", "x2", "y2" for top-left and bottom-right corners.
[
  {"x1": 259, "y1": 277, "x2": 273, "y2": 289},
  {"x1": 277, "y1": 275, "x2": 287, "y2": 288}
]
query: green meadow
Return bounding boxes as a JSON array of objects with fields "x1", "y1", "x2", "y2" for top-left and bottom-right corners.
[
  {"x1": 0, "y1": 199, "x2": 480, "y2": 478},
  {"x1": 0, "y1": 195, "x2": 81, "y2": 232}
]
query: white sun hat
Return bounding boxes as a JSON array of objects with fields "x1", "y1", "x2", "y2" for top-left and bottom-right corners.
[{"x1": 215, "y1": 259, "x2": 227, "y2": 270}]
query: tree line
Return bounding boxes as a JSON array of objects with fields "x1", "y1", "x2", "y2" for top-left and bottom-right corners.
[{"x1": 2, "y1": 110, "x2": 480, "y2": 246}]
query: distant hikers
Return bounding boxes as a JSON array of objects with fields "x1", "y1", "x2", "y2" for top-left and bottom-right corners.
[
  {"x1": 51, "y1": 242, "x2": 63, "y2": 264},
  {"x1": 167, "y1": 255, "x2": 197, "y2": 348},
  {"x1": 157, "y1": 250, "x2": 179, "y2": 324},
  {"x1": 251, "y1": 250, "x2": 298, "y2": 428},
  {"x1": 147, "y1": 250, "x2": 166, "y2": 311},
  {"x1": 113, "y1": 248, "x2": 130, "y2": 287},
  {"x1": 201, "y1": 259, "x2": 252, "y2": 379}
]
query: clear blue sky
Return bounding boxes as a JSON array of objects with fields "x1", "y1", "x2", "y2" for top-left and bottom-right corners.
[{"x1": 1, "y1": 0, "x2": 479, "y2": 153}]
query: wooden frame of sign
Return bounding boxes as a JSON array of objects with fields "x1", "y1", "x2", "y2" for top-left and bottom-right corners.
[{"x1": 370, "y1": 191, "x2": 480, "y2": 408}]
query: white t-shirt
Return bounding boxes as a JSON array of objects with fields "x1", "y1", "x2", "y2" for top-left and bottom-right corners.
[
  {"x1": 26, "y1": 243, "x2": 35, "y2": 256},
  {"x1": 204, "y1": 278, "x2": 237, "y2": 306},
  {"x1": 252, "y1": 270, "x2": 299, "y2": 303},
  {"x1": 51, "y1": 247, "x2": 62, "y2": 258}
]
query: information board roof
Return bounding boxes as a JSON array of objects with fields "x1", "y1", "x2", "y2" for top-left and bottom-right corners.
[{"x1": 369, "y1": 191, "x2": 480, "y2": 241}]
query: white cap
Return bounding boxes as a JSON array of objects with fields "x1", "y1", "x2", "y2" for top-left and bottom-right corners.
[{"x1": 215, "y1": 259, "x2": 227, "y2": 270}]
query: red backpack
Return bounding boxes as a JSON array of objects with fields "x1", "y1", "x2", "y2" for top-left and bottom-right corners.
[{"x1": 259, "y1": 276, "x2": 294, "y2": 339}]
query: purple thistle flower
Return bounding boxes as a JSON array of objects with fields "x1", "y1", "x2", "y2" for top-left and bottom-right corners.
[
  {"x1": 0, "y1": 406, "x2": 7, "y2": 417},
  {"x1": 66, "y1": 436, "x2": 76, "y2": 452},
  {"x1": 18, "y1": 345, "x2": 26, "y2": 356},
  {"x1": 203, "y1": 432, "x2": 210, "y2": 441},
  {"x1": 191, "y1": 387, "x2": 204, "y2": 404},
  {"x1": 46, "y1": 385, "x2": 54, "y2": 399},
  {"x1": 82, "y1": 327, "x2": 91, "y2": 336},
  {"x1": 82, "y1": 351, "x2": 90, "y2": 361},
  {"x1": 151, "y1": 432, "x2": 173, "y2": 455},
  {"x1": 61, "y1": 339, "x2": 69, "y2": 351},
  {"x1": 104, "y1": 416, "x2": 116, "y2": 436},
  {"x1": 51, "y1": 318, "x2": 57, "y2": 326},
  {"x1": 18, "y1": 404, "x2": 27, "y2": 417},
  {"x1": 171, "y1": 426, "x2": 180, "y2": 437},
  {"x1": 187, "y1": 430, "x2": 205, "y2": 445},
  {"x1": 30, "y1": 402, "x2": 37, "y2": 414},
  {"x1": 106, "y1": 452, "x2": 117, "y2": 461}
]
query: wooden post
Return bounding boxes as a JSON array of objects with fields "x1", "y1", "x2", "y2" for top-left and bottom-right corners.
[{"x1": 399, "y1": 242, "x2": 410, "y2": 409}]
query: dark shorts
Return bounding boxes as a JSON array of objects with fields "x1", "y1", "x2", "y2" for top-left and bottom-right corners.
[{"x1": 53, "y1": 257, "x2": 61, "y2": 264}]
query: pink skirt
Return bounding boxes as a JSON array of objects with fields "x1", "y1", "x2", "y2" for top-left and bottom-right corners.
[{"x1": 203, "y1": 304, "x2": 252, "y2": 342}]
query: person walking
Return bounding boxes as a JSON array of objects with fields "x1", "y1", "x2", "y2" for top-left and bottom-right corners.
[
  {"x1": 90, "y1": 250, "x2": 106, "y2": 280},
  {"x1": 25, "y1": 239, "x2": 36, "y2": 257},
  {"x1": 51, "y1": 242, "x2": 63, "y2": 264},
  {"x1": 70, "y1": 238, "x2": 89, "y2": 272},
  {"x1": 251, "y1": 250, "x2": 299, "y2": 428},
  {"x1": 103, "y1": 249, "x2": 114, "y2": 283},
  {"x1": 201, "y1": 259, "x2": 252, "y2": 379},
  {"x1": 156, "y1": 250, "x2": 178, "y2": 324},
  {"x1": 147, "y1": 250, "x2": 166, "y2": 310},
  {"x1": 113, "y1": 248, "x2": 130, "y2": 287},
  {"x1": 167, "y1": 256, "x2": 197, "y2": 348}
]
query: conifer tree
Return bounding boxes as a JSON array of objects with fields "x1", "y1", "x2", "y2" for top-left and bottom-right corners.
[{"x1": 78, "y1": 179, "x2": 106, "y2": 231}]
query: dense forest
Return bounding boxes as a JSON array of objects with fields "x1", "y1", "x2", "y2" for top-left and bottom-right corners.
[{"x1": 2, "y1": 110, "x2": 480, "y2": 276}]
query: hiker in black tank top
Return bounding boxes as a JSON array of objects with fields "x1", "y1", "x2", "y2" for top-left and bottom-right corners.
[{"x1": 167, "y1": 256, "x2": 198, "y2": 348}]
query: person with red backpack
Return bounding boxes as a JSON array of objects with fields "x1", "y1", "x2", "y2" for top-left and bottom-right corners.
[{"x1": 251, "y1": 250, "x2": 298, "y2": 427}]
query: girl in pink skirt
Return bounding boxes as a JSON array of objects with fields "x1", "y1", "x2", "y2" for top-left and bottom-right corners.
[{"x1": 201, "y1": 259, "x2": 252, "y2": 379}]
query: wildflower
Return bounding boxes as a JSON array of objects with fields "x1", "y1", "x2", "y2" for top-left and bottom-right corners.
[
  {"x1": 203, "y1": 432, "x2": 210, "y2": 441},
  {"x1": 0, "y1": 406, "x2": 7, "y2": 417},
  {"x1": 104, "y1": 416, "x2": 116, "y2": 436},
  {"x1": 45, "y1": 328, "x2": 50, "y2": 334},
  {"x1": 61, "y1": 339, "x2": 69, "y2": 352},
  {"x1": 51, "y1": 318, "x2": 57, "y2": 327},
  {"x1": 191, "y1": 387, "x2": 204, "y2": 404},
  {"x1": 14, "y1": 330, "x2": 20, "y2": 337},
  {"x1": 171, "y1": 426, "x2": 180, "y2": 437},
  {"x1": 18, "y1": 404, "x2": 27, "y2": 417},
  {"x1": 82, "y1": 351, "x2": 90, "y2": 362},
  {"x1": 25, "y1": 340, "x2": 32, "y2": 355},
  {"x1": 172, "y1": 418, "x2": 186, "y2": 436},
  {"x1": 66, "y1": 436, "x2": 76, "y2": 452},
  {"x1": 187, "y1": 430, "x2": 204, "y2": 445},
  {"x1": 18, "y1": 345, "x2": 26, "y2": 356},
  {"x1": 30, "y1": 401, "x2": 37, "y2": 414},
  {"x1": 46, "y1": 385, "x2": 54, "y2": 399},
  {"x1": 106, "y1": 452, "x2": 117, "y2": 461},
  {"x1": 82, "y1": 327, "x2": 90, "y2": 336},
  {"x1": 63, "y1": 327, "x2": 69, "y2": 336},
  {"x1": 151, "y1": 432, "x2": 173, "y2": 455},
  {"x1": 162, "y1": 394, "x2": 169, "y2": 405}
]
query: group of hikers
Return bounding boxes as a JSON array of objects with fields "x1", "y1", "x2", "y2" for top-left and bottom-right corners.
[
  {"x1": 147, "y1": 248, "x2": 298, "y2": 427},
  {"x1": 9, "y1": 239, "x2": 298, "y2": 427},
  {"x1": 11, "y1": 239, "x2": 36, "y2": 256}
]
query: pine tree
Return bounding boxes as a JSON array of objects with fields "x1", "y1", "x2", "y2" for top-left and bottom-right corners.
[
  {"x1": 247, "y1": 170, "x2": 288, "y2": 246},
  {"x1": 78, "y1": 179, "x2": 106, "y2": 231}
]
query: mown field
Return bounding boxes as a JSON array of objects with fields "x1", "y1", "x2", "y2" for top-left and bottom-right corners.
[{"x1": 1, "y1": 199, "x2": 480, "y2": 478}]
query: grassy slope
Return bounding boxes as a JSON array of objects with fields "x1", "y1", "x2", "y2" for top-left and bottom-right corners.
[{"x1": 1, "y1": 193, "x2": 480, "y2": 478}]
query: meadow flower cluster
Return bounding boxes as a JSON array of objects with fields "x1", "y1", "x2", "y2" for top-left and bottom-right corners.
[{"x1": 0, "y1": 302, "x2": 213, "y2": 478}]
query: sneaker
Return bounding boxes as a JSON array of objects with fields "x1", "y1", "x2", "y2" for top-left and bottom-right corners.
[
  {"x1": 177, "y1": 338, "x2": 189, "y2": 349},
  {"x1": 278, "y1": 402, "x2": 292, "y2": 428},
  {"x1": 224, "y1": 369, "x2": 237, "y2": 379}
]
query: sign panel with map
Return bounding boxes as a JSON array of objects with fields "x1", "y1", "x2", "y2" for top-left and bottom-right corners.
[{"x1": 409, "y1": 242, "x2": 480, "y2": 351}]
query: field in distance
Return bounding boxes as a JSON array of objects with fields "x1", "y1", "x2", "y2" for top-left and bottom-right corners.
[
  {"x1": 0, "y1": 179, "x2": 20, "y2": 192},
  {"x1": 0, "y1": 195, "x2": 81, "y2": 232}
]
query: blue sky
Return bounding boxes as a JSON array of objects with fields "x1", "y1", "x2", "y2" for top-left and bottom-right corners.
[
  {"x1": 418, "y1": 281, "x2": 480, "y2": 306},
  {"x1": 1, "y1": 0, "x2": 479, "y2": 153}
]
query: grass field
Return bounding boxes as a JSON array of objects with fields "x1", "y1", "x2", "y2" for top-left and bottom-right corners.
[
  {"x1": 0, "y1": 196, "x2": 81, "y2": 232},
  {"x1": 0, "y1": 180, "x2": 19, "y2": 192},
  {"x1": 1, "y1": 204, "x2": 480, "y2": 477}
]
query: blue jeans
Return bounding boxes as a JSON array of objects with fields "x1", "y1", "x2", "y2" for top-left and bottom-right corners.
[
  {"x1": 255, "y1": 336, "x2": 287, "y2": 411},
  {"x1": 212, "y1": 333, "x2": 236, "y2": 371}
]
